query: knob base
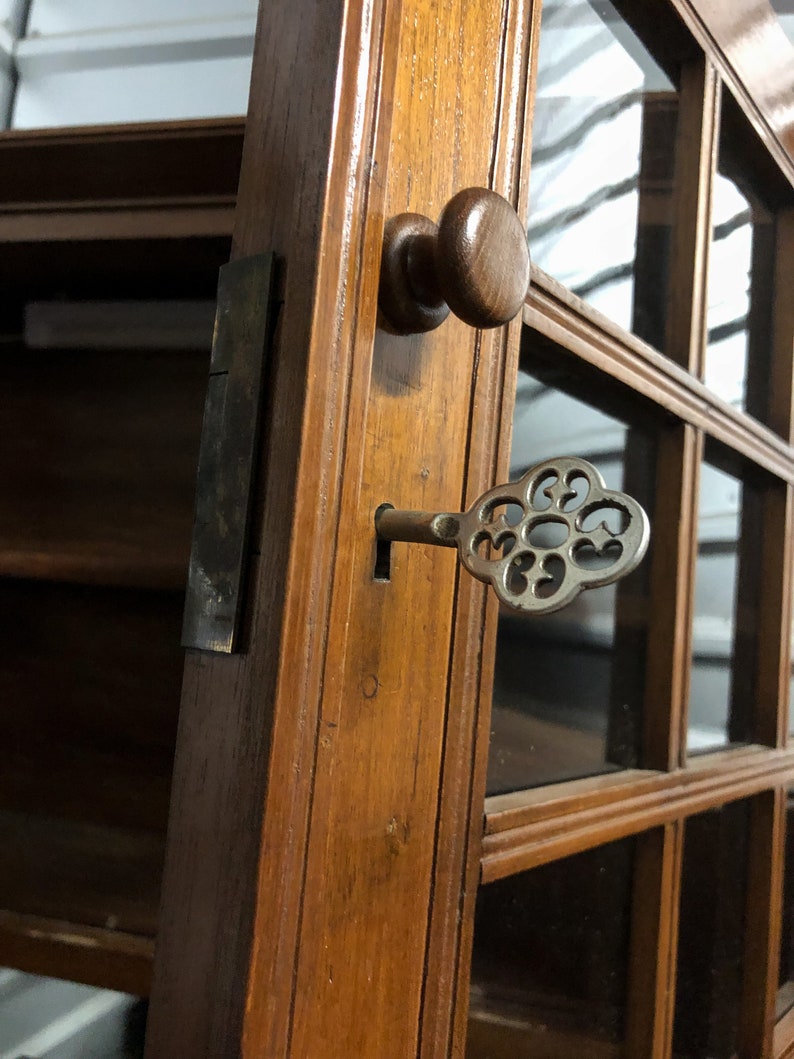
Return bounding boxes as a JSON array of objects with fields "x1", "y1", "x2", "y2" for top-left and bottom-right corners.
[{"x1": 378, "y1": 213, "x2": 451, "y2": 335}]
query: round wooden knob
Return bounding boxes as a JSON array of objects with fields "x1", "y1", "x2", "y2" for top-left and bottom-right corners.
[{"x1": 378, "y1": 187, "x2": 530, "y2": 335}]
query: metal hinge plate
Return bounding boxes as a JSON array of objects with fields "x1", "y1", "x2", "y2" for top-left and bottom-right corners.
[{"x1": 182, "y1": 252, "x2": 275, "y2": 653}]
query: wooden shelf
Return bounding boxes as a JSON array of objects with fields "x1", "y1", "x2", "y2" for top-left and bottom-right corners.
[
  {"x1": 0, "y1": 345, "x2": 207, "y2": 593},
  {"x1": 0, "y1": 118, "x2": 245, "y2": 207},
  {"x1": 0, "y1": 117, "x2": 241, "y2": 996},
  {"x1": 0, "y1": 197, "x2": 235, "y2": 244},
  {"x1": 0, "y1": 911, "x2": 154, "y2": 997},
  {"x1": 0, "y1": 544, "x2": 189, "y2": 591}
]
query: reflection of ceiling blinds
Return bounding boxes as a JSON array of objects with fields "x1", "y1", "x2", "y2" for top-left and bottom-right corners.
[
  {"x1": 529, "y1": 7, "x2": 648, "y2": 329},
  {"x1": 2, "y1": 0, "x2": 257, "y2": 129}
]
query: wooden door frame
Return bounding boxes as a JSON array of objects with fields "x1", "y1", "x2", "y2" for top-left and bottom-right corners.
[{"x1": 145, "y1": 2, "x2": 794, "y2": 1056}]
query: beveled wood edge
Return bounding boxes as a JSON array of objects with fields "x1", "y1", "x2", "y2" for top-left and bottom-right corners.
[
  {"x1": 524, "y1": 266, "x2": 794, "y2": 484},
  {"x1": 480, "y1": 746, "x2": 794, "y2": 882},
  {"x1": 0, "y1": 911, "x2": 153, "y2": 996}
]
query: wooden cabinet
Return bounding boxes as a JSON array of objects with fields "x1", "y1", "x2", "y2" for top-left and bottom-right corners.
[
  {"x1": 2, "y1": 3, "x2": 794, "y2": 1059},
  {"x1": 0, "y1": 119, "x2": 243, "y2": 994}
]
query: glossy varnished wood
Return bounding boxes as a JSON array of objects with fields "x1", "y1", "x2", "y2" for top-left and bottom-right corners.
[{"x1": 379, "y1": 187, "x2": 530, "y2": 334}]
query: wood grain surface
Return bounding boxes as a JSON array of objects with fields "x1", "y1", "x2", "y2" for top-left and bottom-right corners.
[{"x1": 142, "y1": 0, "x2": 794, "y2": 1055}]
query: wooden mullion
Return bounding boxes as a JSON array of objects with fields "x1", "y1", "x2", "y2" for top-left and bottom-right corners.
[
  {"x1": 769, "y1": 210, "x2": 794, "y2": 443},
  {"x1": 625, "y1": 822, "x2": 683, "y2": 1059},
  {"x1": 421, "y1": 4, "x2": 542, "y2": 1053},
  {"x1": 523, "y1": 275, "x2": 794, "y2": 486},
  {"x1": 740, "y1": 788, "x2": 787, "y2": 1059},
  {"x1": 642, "y1": 423, "x2": 701, "y2": 770},
  {"x1": 755, "y1": 485, "x2": 794, "y2": 749},
  {"x1": 665, "y1": 57, "x2": 720, "y2": 375},
  {"x1": 730, "y1": 478, "x2": 768, "y2": 745},
  {"x1": 480, "y1": 746, "x2": 794, "y2": 881}
]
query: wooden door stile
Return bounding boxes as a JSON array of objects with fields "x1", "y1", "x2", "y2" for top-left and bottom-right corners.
[
  {"x1": 664, "y1": 57, "x2": 720, "y2": 374},
  {"x1": 740, "y1": 788, "x2": 787, "y2": 1058},
  {"x1": 145, "y1": 1, "x2": 402, "y2": 1053},
  {"x1": 284, "y1": 2, "x2": 532, "y2": 1053},
  {"x1": 625, "y1": 822, "x2": 684, "y2": 1059}
]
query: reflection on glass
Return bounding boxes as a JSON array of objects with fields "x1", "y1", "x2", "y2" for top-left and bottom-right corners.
[
  {"x1": 529, "y1": 0, "x2": 678, "y2": 345},
  {"x1": 705, "y1": 136, "x2": 776, "y2": 416},
  {"x1": 673, "y1": 801, "x2": 749, "y2": 1059},
  {"x1": 466, "y1": 839, "x2": 636, "y2": 1057},
  {"x1": 486, "y1": 367, "x2": 654, "y2": 794},
  {"x1": 688, "y1": 460, "x2": 757, "y2": 753},
  {"x1": 779, "y1": 792, "x2": 794, "y2": 1018}
]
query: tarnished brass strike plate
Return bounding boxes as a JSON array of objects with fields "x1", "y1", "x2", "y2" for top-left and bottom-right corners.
[{"x1": 182, "y1": 252, "x2": 275, "y2": 653}]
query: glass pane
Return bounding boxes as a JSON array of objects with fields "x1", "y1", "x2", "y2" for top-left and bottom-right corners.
[
  {"x1": 466, "y1": 838, "x2": 636, "y2": 1057},
  {"x1": 673, "y1": 800, "x2": 750, "y2": 1059},
  {"x1": 0, "y1": 967, "x2": 146, "y2": 1058},
  {"x1": 704, "y1": 115, "x2": 777, "y2": 420},
  {"x1": 486, "y1": 365, "x2": 655, "y2": 794},
  {"x1": 529, "y1": 0, "x2": 679, "y2": 346},
  {"x1": 779, "y1": 791, "x2": 794, "y2": 1018},
  {"x1": 688, "y1": 458, "x2": 759, "y2": 753},
  {"x1": 6, "y1": 0, "x2": 257, "y2": 130}
]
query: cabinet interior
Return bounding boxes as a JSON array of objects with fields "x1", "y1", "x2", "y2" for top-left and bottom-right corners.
[{"x1": 0, "y1": 119, "x2": 243, "y2": 993}]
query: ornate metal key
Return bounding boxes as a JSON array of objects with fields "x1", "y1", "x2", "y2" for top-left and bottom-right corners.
[{"x1": 375, "y1": 456, "x2": 650, "y2": 615}]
